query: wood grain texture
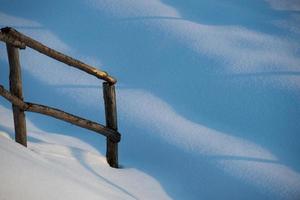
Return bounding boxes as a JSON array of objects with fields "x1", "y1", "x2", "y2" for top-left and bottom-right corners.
[
  {"x1": 0, "y1": 85, "x2": 120, "y2": 142},
  {"x1": 6, "y1": 44, "x2": 27, "y2": 146},
  {"x1": 0, "y1": 32, "x2": 26, "y2": 49},
  {"x1": 1, "y1": 27, "x2": 121, "y2": 168},
  {"x1": 103, "y1": 82, "x2": 119, "y2": 168},
  {"x1": 1, "y1": 27, "x2": 116, "y2": 84}
]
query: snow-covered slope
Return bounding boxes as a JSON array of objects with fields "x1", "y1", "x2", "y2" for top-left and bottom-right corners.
[
  {"x1": 1, "y1": 0, "x2": 300, "y2": 199},
  {"x1": 0, "y1": 106, "x2": 170, "y2": 200}
]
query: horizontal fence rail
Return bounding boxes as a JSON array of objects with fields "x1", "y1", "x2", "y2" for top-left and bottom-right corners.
[
  {"x1": 0, "y1": 86, "x2": 120, "y2": 142},
  {"x1": 0, "y1": 27, "x2": 120, "y2": 168},
  {"x1": 0, "y1": 27, "x2": 116, "y2": 84}
]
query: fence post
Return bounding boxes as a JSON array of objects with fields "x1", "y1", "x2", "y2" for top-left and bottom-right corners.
[
  {"x1": 6, "y1": 44, "x2": 27, "y2": 147},
  {"x1": 103, "y1": 82, "x2": 118, "y2": 168}
]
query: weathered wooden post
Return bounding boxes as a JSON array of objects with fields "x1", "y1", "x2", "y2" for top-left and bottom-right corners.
[
  {"x1": 6, "y1": 44, "x2": 27, "y2": 147},
  {"x1": 103, "y1": 82, "x2": 118, "y2": 168},
  {"x1": 1, "y1": 28, "x2": 121, "y2": 167}
]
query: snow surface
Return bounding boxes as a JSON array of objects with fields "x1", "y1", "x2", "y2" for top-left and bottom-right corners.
[
  {"x1": 0, "y1": 106, "x2": 170, "y2": 200},
  {"x1": 1, "y1": 0, "x2": 300, "y2": 199}
]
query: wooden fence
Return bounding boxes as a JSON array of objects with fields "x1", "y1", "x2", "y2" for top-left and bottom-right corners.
[{"x1": 0, "y1": 27, "x2": 120, "y2": 168}]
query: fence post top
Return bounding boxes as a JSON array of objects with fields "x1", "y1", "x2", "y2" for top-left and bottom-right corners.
[{"x1": 1, "y1": 26, "x2": 117, "y2": 84}]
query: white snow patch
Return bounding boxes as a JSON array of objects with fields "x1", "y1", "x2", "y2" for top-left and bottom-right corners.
[
  {"x1": 265, "y1": 0, "x2": 300, "y2": 11},
  {"x1": 1, "y1": 3, "x2": 300, "y2": 199},
  {"x1": 86, "y1": 0, "x2": 180, "y2": 18},
  {"x1": 273, "y1": 14, "x2": 300, "y2": 35},
  {"x1": 0, "y1": 105, "x2": 172, "y2": 200},
  {"x1": 149, "y1": 20, "x2": 300, "y2": 75},
  {"x1": 87, "y1": 0, "x2": 300, "y2": 89},
  {"x1": 0, "y1": 12, "x2": 104, "y2": 86},
  {"x1": 0, "y1": 12, "x2": 41, "y2": 27},
  {"x1": 118, "y1": 89, "x2": 300, "y2": 199}
]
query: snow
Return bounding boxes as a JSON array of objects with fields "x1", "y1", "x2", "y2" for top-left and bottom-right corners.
[
  {"x1": 0, "y1": 106, "x2": 170, "y2": 200},
  {"x1": 265, "y1": 0, "x2": 300, "y2": 11},
  {"x1": 1, "y1": 0, "x2": 300, "y2": 199}
]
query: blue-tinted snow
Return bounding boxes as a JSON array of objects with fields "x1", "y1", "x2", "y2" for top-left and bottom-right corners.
[{"x1": 0, "y1": 0, "x2": 300, "y2": 199}]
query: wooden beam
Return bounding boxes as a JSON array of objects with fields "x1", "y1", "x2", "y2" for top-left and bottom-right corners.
[
  {"x1": 0, "y1": 85, "x2": 120, "y2": 142},
  {"x1": 6, "y1": 44, "x2": 27, "y2": 146},
  {"x1": 0, "y1": 32, "x2": 26, "y2": 49},
  {"x1": 1, "y1": 27, "x2": 116, "y2": 84},
  {"x1": 103, "y1": 82, "x2": 119, "y2": 168}
]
